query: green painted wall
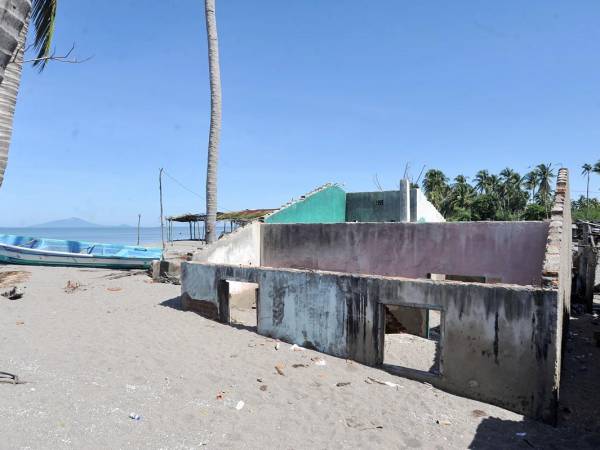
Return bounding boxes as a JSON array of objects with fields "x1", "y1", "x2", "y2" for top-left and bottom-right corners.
[{"x1": 265, "y1": 185, "x2": 346, "y2": 224}]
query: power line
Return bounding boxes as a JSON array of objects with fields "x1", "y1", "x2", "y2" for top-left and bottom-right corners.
[{"x1": 162, "y1": 169, "x2": 204, "y2": 199}]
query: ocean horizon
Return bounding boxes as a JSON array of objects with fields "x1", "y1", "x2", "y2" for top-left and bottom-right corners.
[{"x1": 0, "y1": 226, "x2": 199, "y2": 246}]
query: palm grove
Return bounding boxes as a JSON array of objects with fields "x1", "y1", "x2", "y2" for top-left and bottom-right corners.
[{"x1": 422, "y1": 162, "x2": 600, "y2": 222}]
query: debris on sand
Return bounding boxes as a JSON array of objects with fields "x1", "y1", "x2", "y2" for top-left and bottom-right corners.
[
  {"x1": 235, "y1": 400, "x2": 245, "y2": 410},
  {"x1": 1, "y1": 287, "x2": 24, "y2": 300},
  {"x1": 345, "y1": 416, "x2": 383, "y2": 430},
  {"x1": 365, "y1": 376, "x2": 402, "y2": 388},
  {"x1": 275, "y1": 364, "x2": 285, "y2": 376},
  {"x1": 0, "y1": 371, "x2": 19, "y2": 384},
  {"x1": 336, "y1": 382, "x2": 351, "y2": 387},
  {"x1": 64, "y1": 280, "x2": 81, "y2": 293},
  {"x1": 107, "y1": 287, "x2": 123, "y2": 292},
  {"x1": 311, "y1": 357, "x2": 327, "y2": 366},
  {"x1": 0, "y1": 270, "x2": 30, "y2": 288}
]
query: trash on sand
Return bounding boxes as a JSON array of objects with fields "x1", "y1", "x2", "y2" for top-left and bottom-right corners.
[
  {"x1": 290, "y1": 344, "x2": 304, "y2": 352},
  {"x1": 336, "y1": 382, "x2": 351, "y2": 387},
  {"x1": 259, "y1": 385, "x2": 267, "y2": 391},
  {"x1": 235, "y1": 401, "x2": 245, "y2": 410},
  {"x1": 345, "y1": 416, "x2": 383, "y2": 430},
  {"x1": 107, "y1": 287, "x2": 123, "y2": 292},
  {"x1": 275, "y1": 364, "x2": 285, "y2": 376},
  {"x1": 292, "y1": 363, "x2": 309, "y2": 368},
  {"x1": 516, "y1": 432, "x2": 527, "y2": 437},
  {"x1": 64, "y1": 280, "x2": 80, "y2": 293},
  {"x1": 129, "y1": 413, "x2": 141, "y2": 420},
  {"x1": 216, "y1": 391, "x2": 225, "y2": 400},
  {"x1": 365, "y1": 376, "x2": 402, "y2": 388},
  {"x1": 1, "y1": 287, "x2": 23, "y2": 300},
  {"x1": 15, "y1": 321, "x2": 24, "y2": 325},
  {"x1": 436, "y1": 419, "x2": 451, "y2": 426},
  {"x1": 256, "y1": 378, "x2": 263, "y2": 383},
  {"x1": 311, "y1": 357, "x2": 327, "y2": 366},
  {"x1": 471, "y1": 409, "x2": 487, "y2": 418},
  {"x1": 274, "y1": 342, "x2": 280, "y2": 350},
  {"x1": 0, "y1": 371, "x2": 18, "y2": 384}
]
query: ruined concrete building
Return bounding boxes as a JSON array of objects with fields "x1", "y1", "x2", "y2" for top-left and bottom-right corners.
[{"x1": 181, "y1": 169, "x2": 571, "y2": 424}]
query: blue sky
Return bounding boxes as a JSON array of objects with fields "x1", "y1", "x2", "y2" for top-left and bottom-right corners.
[{"x1": 0, "y1": 0, "x2": 598, "y2": 226}]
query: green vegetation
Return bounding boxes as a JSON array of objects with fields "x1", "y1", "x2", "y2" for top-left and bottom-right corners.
[{"x1": 420, "y1": 162, "x2": 600, "y2": 222}]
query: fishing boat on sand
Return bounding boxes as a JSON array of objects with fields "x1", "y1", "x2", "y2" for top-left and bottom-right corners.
[{"x1": 0, "y1": 235, "x2": 162, "y2": 269}]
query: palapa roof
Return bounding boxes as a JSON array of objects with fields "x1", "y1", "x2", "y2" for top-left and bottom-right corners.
[{"x1": 167, "y1": 209, "x2": 275, "y2": 223}]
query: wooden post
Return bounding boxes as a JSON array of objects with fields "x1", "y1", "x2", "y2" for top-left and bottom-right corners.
[
  {"x1": 137, "y1": 213, "x2": 141, "y2": 245},
  {"x1": 159, "y1": 168, "x2": 165, "y2": 251}
]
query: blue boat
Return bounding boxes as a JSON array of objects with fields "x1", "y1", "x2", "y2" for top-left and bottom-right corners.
[{"x1": 0, "y1": 234, "x2": 162, "y2": 269}]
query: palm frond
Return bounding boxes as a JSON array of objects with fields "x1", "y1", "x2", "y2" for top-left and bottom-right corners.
[{"x1": 31, "y1": 0, "x2": 57, "y2": 72}]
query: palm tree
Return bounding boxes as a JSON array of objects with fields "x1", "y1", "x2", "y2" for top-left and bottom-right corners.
[
  {"x1": 523, "y1": 170, "x2": 539, "y2": 204},
  {"x1": 582, "y1": 163, "x2": 592, "y2": 218},
  {"x1": 204, "y1": 0, "x2": 222, "y2": 244},
  {"x1": 0, "y1": 0, "x2": 56, "y2": 189},
  {"x1": 535, "y1": 163, "x2": 555, "y2": 218},
  {"x1": 422, "y1": 169, "x2": 449, "y2": 211},
  {"x1": 473, "y1": 170, "x2": 489, "y2": 194},
  {"x1": 594, "y1": 160, "x2": 600, "y2": 175}
]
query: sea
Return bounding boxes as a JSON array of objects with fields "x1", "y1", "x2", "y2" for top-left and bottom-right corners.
[{"x1": 0, "y1": 226, "x2": 198, "y2": 246}]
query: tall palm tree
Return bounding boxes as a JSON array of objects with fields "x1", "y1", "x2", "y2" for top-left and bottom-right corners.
[
  {"x1": 204, "y1": 0, "x2": 222, "y2": 244},
  {"x1": 594, "y1": 160, "x2": 600, "y2": 175},
  {"x1": 523, "y1": 170, "x2": 539, "y2": 204},
  {"x1": 0, "y1": 0, "x2": 56, "y2": 189},
  {"x1": 582, "y1": 163, "x2": 592, "y2": 218}
]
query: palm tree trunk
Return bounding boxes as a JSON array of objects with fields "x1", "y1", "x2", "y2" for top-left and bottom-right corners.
[
  {"x1": 586, "y1": 173, "x2": 590, "y2": 219},
  {"x1": 0, "y1": 0, "x2": 30, "y2": 189},
  {"x1": 0, "y1": 14, "x2": 28, "y2": 189},
  {"x1": 204, "y1": 0, "x2": 222, "y2": 244}
]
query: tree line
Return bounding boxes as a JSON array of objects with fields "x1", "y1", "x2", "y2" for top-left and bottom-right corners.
[{"x1": 420, "y1": 163, "x2": 599, "y2": 222}]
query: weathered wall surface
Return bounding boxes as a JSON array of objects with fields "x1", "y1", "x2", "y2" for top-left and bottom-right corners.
[
  {"x1": 181, "y1": 263, "x2": 559, "y2": 422},
  {"x1": 265, "y1": 185, "x2": 346, "y2": 224},
  {"x1": 346, "y1": 180, "x2": 410, "y2": 222},
  {"x1": 410, "y1": 188, "x2": 445, "y2": 223},
  {"x1": 192, "y1": 222, "x2": 260, "y2": 303},
  {"x1": 261, "y1": 222, "x2": 549, "y2": 286},
  {"x1": 540, "y1": 168, "x2": 572, "y2": 424}
]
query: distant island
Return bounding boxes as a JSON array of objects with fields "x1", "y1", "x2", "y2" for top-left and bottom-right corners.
[{"x1": 31, "y1": 218, "x2": 132, "y2": 228}]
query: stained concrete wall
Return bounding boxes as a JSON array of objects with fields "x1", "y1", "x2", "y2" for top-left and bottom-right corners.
[
  {"x1": 192, "y1": 222, "x2": 260, "y2": 304},
  {"x1": 346, "y1": 180, "x2": 410, "y2": 222},
  {"x1": 265, "y1": 185, "x2": 346, "y2": 224},
  {"x1": 261, "y1": 222, "x2": 549, "y2": 286},
  {"x1": 181, "y1": 263, "x2": 559, "y2": 422}
]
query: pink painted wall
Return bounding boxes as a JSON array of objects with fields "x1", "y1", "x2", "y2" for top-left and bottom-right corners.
[{"x1": 261, "y1": 222, "x2": 549, "y2": 286}]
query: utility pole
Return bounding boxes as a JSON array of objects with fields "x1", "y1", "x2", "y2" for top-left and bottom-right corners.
[
  {"x1": 137, "y1": 214, "x2": 141, "y2": 246},
  {"x1": 159, "y1": 168, "x2": 165, "y2": 251}
]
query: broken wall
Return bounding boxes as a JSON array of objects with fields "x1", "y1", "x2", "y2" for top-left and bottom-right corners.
[
  {"x1": 261, "y1": 221, "x2": 549, "y2": 286},
  {"x1": 181, "y1": 263, "x2": 560, "y2": 422}
]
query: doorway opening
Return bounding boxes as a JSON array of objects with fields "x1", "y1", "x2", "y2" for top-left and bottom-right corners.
[
  {"x1": 225, "y1": 281, "x2": 259, "y2": 329},
  {"x1": 383, "y1": 305, "x2": 442, "y2": 375}
]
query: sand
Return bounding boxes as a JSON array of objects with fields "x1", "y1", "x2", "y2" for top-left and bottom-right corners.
[{"x1": 0, "y1": 265, "x2": 597, "y2": 449}]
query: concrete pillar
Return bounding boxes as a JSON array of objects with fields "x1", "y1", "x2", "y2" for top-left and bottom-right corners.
[{"x1": 399, "y1": 179, "x2": 410, "y2": 222}]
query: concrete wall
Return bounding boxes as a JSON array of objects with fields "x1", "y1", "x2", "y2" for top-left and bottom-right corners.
[
  {"x1": 410, "y1": 187, "x2": 445, "y2": 223},
  {"x1": 261, "y1": 222, "x2": 549, "y2": 286},
  {"x1": 265, "y1": 185, "x2": 346, "y2": 224},
  {"x1": 192, "y1": 222, "x2": 260, "y2": 303},
  {"x1": 346, "y1": 179, "x2": 410, "y2": 222},
  {"x1": 540, "y1": 168, "x2": 572, "y2": 423},
  {"x1": 181, "y1": 263, "x2": 560, "y2": 422}
]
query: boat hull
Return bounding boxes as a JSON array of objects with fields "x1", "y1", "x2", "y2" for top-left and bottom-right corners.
[{"x1": 0, "y1": 243, "x2": 156, "y2": 269}]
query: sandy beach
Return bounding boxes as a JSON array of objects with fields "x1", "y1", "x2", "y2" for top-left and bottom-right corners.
[{"x1": 1, "y1": 265, "x2": 598, "y2": 449}]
